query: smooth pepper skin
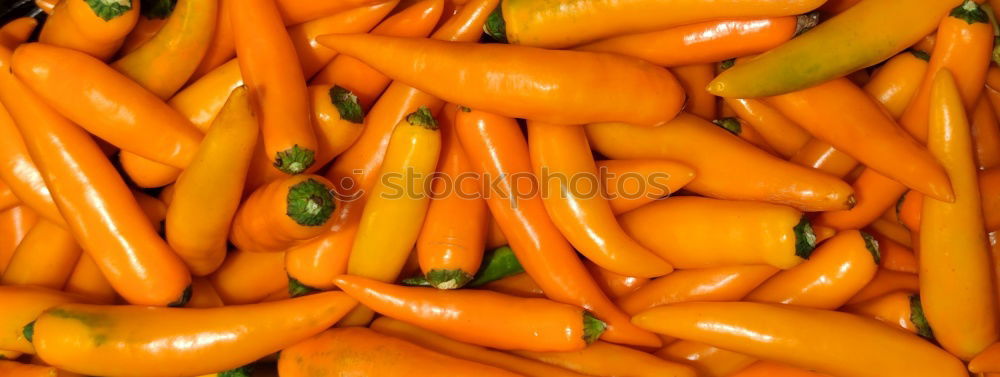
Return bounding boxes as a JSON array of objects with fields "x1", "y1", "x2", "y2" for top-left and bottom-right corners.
[
  {"x1": 31, "y1": 292, "x2": 357, "y2": 377},
  {"x1": 633, "y1": 302, "x2": 969, "y2": 377},
  {"x1": 38, "y1": 0, "x2": 139, "y2": 61},
  {"x1": 0, "y1": 286, "x2": 83, "y2": 354},
  {"x1": 616, "y1": 265, "x2": 779, "y2": 315}
]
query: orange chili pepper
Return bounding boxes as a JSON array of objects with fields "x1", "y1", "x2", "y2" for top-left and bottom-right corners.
[
  {"x1": 0, "y1": 104, "x2": 63, "y2": 226},
  {"x1": 209, "y1": 249, "x2": 287, "y2": 305},
  {"x1": 485, "y1": 217, "x2": 508, "y2": 249},
  {"x1": 118, "y1": 13, "x2": 168, "y2": 56},
  {"x1": 274, "y1": 0, "x2": 385, "y2": 25},
  {"x1": 810, "y1": 224, "x2": 837, "y2": 243},
  {"x1": 766, "y1": 78, "x2": 953, "y2": 201},
  {"x1": 33, "y1": 0, "x2": 59, "y2": 14},
  {"x1": 619, "y1": 196, "x2": 816, "y2": 269},
  {"x1": 843, "y1": 291, "x2": 930, "y2": 337},
  {"x1": 971, "y1": 342, "x2": 1000, "y2": 373},
  {"x1": 482, "y1": 273, "x2": 546, "y2": 298},
  {"x1": 335, "y1": 275, "x2": 606, "y2": 351},
  {"x1": 417, "y1": 105, "x2": 488, "y2": 288},
  {"x1": 185, "y1": 277, "x2": 224, "y2": 309},
  {"x1": 899, "y1": 189, "x2": 925, "y2": 230},
  {"x1": 0, "y1": 49, "x2": 191, "y2": 307},
  {"x1": 190, "y1": 0, "x2": 233, "y2": 80},
  {"x1": 813, "y1": 169, "x2": 909, "y2": 231},
  {"x1": 167, "y1": 87, "x2": 257, "y2": 276},
  {"x1": 0, "y1": 183, "x2": 23, "y2": 213},
  {"x1": 63, "y1": 253, "x2": 117, "y2": 305},
  {"x1": 875, "y1": 234, "x2": 918, "y2": 273},
  {"x1": 309, "y1": 0, "x2": 444, "y2": 106},
  {"x1": 232, "y1": 0, "x2": 316, "y2": 174},
  {"x1": 595, "y1": 159, "x2": 694, "y2": 215},
  {"x1": 868, "y1": 217, "x2": 913, "y2": 248},
  {"x1": 868, "y1": 51, "x2": 931, "y2": 118},
  {"x1": 586, "y1": 114, "x2": 854, "y2": 211},
  {"x1": 287, "y1": 1, "x2": 399, "y2": 80},
  {"x1": 38, "y1": 0, "x2": 139, "y2": 60},
  {"x1": 371, "y1": 316, "x2": 590, "y2": 377},
  {"x1": 847, "y1": 269, "x2": 919, "y2": 305},
  {"x1": 11, "y1": 43, "x2": 202, "y2": 170},
  {"x1": 0, "y1": 206, "x2": 36, "y2": 275},
  {"x1": 30, "y1": 292, "x2": 357, "y2": 377},
  {"x1": 229, "y1": 174, "x2": 336, "y2": 253},
  {"x1": 455, "y1": 109, "x2": 659, "y2": 347},
  {"x1": 575, "y1": 17, "x2": 796, "y2": 67},
  {"x1": 0, "y1": 360, "x2": 58, "y2": 376},
  {"x1": 655, "y1": 340, "x2": 757, "y2": 377},
  {"x1": 528, "y1": 121, "x2": 673, "y2": 278},
  {"x1": 168, "y1": 60, "x2": 244, "y2": 132},
  {"x1": 671, "y1": 64, "x2": 716, "y2": 121},
  {"x1": 711, "y1": 117, "x2": 781, "y2": 155},
  {"x1": 789, "y1": 139, "x2": 859, "y2": 178},
  {"x1": 744, "y1": 230, "x2": 879, "y2": 309},
  {"x1": 512, "y1": 341, "x2": 697, "y2": 377},
  {"x1": 983, "y1": 168, "x2": 1000, "y2": 231},
  {"x1": 913, "y1": 33, "x2": 937, "y2": 52},
  {"x1": 899, "y1": 0, "x2": 992, "y2": 143},
  {"x1": 0, "y1": 286, "x2": 84, "y2": 354},
  {"x1": 317, "y1": 34, "x2": 685, "y2": 127},
  {"x1": 278, "y1": 327, "x2": 521, "y2": 377},
  {"x1": 616, "y1": 265, "x2": 779, "y2": 315},
  {"x1": 728, "y1": 361, "x2": 832, "y2": 377},
  {"x1": 634, "y1": 302, "x2": 968, "y2": 377},
  {"x1": 973, "y1": 95, "x2": 1000, "y2": 170},
  {"x1": 919, "y1": 69, "x2": 999, "y2": 360},
  {"x1": 308, "y1": 86, "x2": 366, "y2": 169},
  {"x1": 1, "y1": 219, "x2": 81, "y2": 289},
  {"x1": 584, "y1": 260, "x2": 649, "y2": 300},
  {"x1": 724, "y1": 98, "x2": 810, "y2": 158},
  {"x1": 0, "y1": 17, "x2": 38, "y2": 49}
]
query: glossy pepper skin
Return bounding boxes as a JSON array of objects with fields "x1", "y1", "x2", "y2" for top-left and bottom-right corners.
[
  {"x1": 63, "y1": 254, "x2": 117, "y2": 305},
  {"x1": 513, "y1": 341, "x2": 696, "y2": 377},
  {"x1": 11, "y1": 43, "x2": 202, "y2": 170},
  {"x1": 528, "y1": 121, "x2": 673, "y2": 278},
  {"x1": 708, "y1": 0, "x2": 961, "y2": 97},
  {"x1": 209, "y1": 249, "x2": 287, "y2": 305},
  {"x1": 0, "y1": 360, "x2": 59, "y2": 376},
  {"x1": 286, "y1": 1, "x2": 400, "y2": 80},
  {"x1": 1, "y1": 219, "x2": 81, "y2": 289},
  {"x1": 0, "y1": 206, "x2": 37, "y2": 275},
  {"x1": 596, "y1": 159, "x2": 695, "y2": 215},
  {"x1": 278, "y1": 327, "x2": 522, "y2": 377},
  {"x1": 499, "y1": 0, "x2": 822, "y2": 48},
  {"x1": 655, "y1": 340, "x2": 757, "y2": 377},
  {"x1": 308, "y1": 85, "x2": 366, "y2": 169},
  {"x1": 766, "y1": 78, "x2": 954, "y2": 202},
  {"x1": 971, "y1": 95, "x2": 1000, "y2": 170},
  {"x1": 167, "y1": 87, "x2": 258, "y2": 276},
  {"x1": 920, "y1": 70, "x2": 999, "y2": 360},
  {"x1": 0, "y1": 286, "x2": 83, "y2": 354},
  {"x1": 0, "y1": 101, "x2": 63, "y2": 227},
  {"x1": 455, "y1": 109, "x2": 660, "y2": 348},
  {"x1": 619, "y1": 196, "x2": 816, "y2": 269},
  {"x1": 334, "y1": 275, "x2": 604, "y2": 351},
  {"x1": 229, "y1": 174, "x2": 336, "y2": 253},
  {"x1": 616, "y1": 265, "x2": 778, "y2": 315},
  {"x1": 634, "y1": 302, "x2": 968, "y2": 377},
  {"x1": 316, "y1": 34, "x2": 685, "y2": 127},
  {"x1": 847, "y1": 268, "x2": 919, "y2": 305},
  {"x1": 843, "y1": 291, "x2": 929, "y2": 336},
  {"x1": 371, "y1": 317, "x2": 591, "y2": 377},
  {"x1": 584, "y1": 261, "x2": 649, "y2": 300},
  {"x1": 31, "y1": 292, "x2": 357, "y2": 377},
  {"x1": 575, "y1": 17, "x2": 796, "y2": 67},
  {"x1": 0, "y1": 48, "x2": 191, "y2": 307},
  {"x1": 38, "y1": 0, "x2": 139, "y2": 61},
  {"x1": 971, "y1": 343, "x2": 1000, "y2": 373},
  {"x1": 586, "y1": 114, "x2": 854, "y2": 212},
  {"x1": 744, "y1": 230, "x2": 879, "y2": 309},
  {"x1": 725, "y1": 98, "x2": 810, "y2": 159}
]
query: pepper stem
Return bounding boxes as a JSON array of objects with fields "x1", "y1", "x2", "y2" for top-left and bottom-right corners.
[
  {"x1": 286, "y1": 178, "x2": 335, "y2": 226},
  {"x1": 288, "y1": 276, "x2": 321, "y2": 297},
  {"x1": 909, "y1": 50, "x2": 930, "y2": 62},
  {"x1": 794, "y1": 216, "x2": 817, "y2": 259},
  {"x1": 401, "y1": 275, "x2": 432, "y2": 286},
  {"x1": 860, "y1": 231, "x2": 880, "y2": 264},
  {"x1": 484, "y1": 6, "x2": 507, "y2": 43},
  {"x1": 140, "y1": 0, "x2": 175, "y2": 19},
  {"x1": 950, "y1": 0, "x2": 989, "y2": 24},
  {"x1": 86, "y1": 0, "x2": 133, "y2": 21},
  {"x1": 167, "y1": 285, "x2": 193, "y2": 307},
  {"x1": 719, "y1": 59, "x2": 736, "y2": 71},
  {"x1": 218, "y1": 364, "x2": 255, "y2": 377},
  {"x1": 909, "y1": 295, "x2": 935, "y2": 340},
  {"x1": 406, "y1": 106, "x2": 439, "y2": 130},
  {"x1": 22, "y1": 321, "x2": 34, "y2": 343},
  {"x1": 274, "y1": 145, "x2": 316, "y2": 175},
  {"x1": 712, "y1": 118, "x2": 742, "y2": 135},
  {"x1": 468, "y1": 246, "x2": 525, "y2": 287},
  {"x1": 330, "y1": 86, "x2": 364, "y2": 124},
  {"x1": 426, "y1": 269, "x2": 473, "y2": 290},
  {"x1": 582, "y1": 311, "x2": 606, "y2": 344},
  {"x1": 794, "y1": 12, "x2": 819, "y2": 37}
]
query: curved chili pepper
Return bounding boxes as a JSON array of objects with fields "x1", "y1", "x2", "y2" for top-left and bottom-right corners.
[
  {"x1": 371, "y1": 317, "x2": 591, "y2": 377},
  {"x1": 711, "y1": 117, "x2": 780, "y2": 155},
  {"x1": 118, "y1": 9, "x2": 169, "y2": 55},
  {"x1": 919, "y1": 69, "x2": 999, "y2": 360},
  {"x1": 1, "y1": 219, "x2": 81, "y2": 289},
  {"x1": 813, "y1": 169, "x2": 909, "y2": 231},
  {"x1": 513, "y1": 341, "x2": 696, "y2": 377},
  {"x1": 983, "y1": 168, "x2": 1000, "y2": 231},
  {"x1": 232, "y1": 0, "x2": 315, "y2": 174},
  {"x1": 655, "y1": 340, "x2": 757, "y2": 377},
  {"x1": 874, "y1": 234, "x2": 918, "y2": 273},
  {"x1": 634, "y1": 302, "x2": 968, "y2": 377},
  {"x1": 867, "y1": 51, "x2": 930, "y2": 118},
  {"x1": 316, "y1": 34, "x2": 685, "y2": 127},
  {"x1": 482, "y1": 273, "x2": 545, "y2": 298},
  {"x1": 744, "y1": 230, "x2": 879, "y2": 309},
  {"x1": 584, "y1": 260, "x2": 648, "y2": 300},
  {"x1": 790, "y1": 139, "x2": 859, "y2": 179},
  {"x1": 766, "y1": 78, "x2": 954, "y2": 201},
  {"x1": 167, "y1": 87, "x2": 257, "y2": 276},
  {"x1": 335, "y1": 274, "x2": 605, "y2": 351},
  {"x1": 586, "y1": 114, "x2": 854, "y2": 211},
  {"x1": 11, "y1": 43, "x2": 202, "y2": 170},
  {"x1": 168, "y1": 60, "x2": 244, "y2": 132},
  {"x1": 190, "y1": 0, "x2": 232, "y2": 80},
  {"x1": 724, "y1": 98, "x2": 810, "y2": 158},
  {"x1": 310, "y1": 0, "x2": 443, "y2": 106},
  {"x1": 0, "y1": 105, "x2": 63, "y2": 227},
  {"x1": 899, "y1": 0, "x2": 993, "y2": 143},
  {"x1": 971, "y1": 342, "x2": 1000, "y2": 373},
  {"x1": 30, "y1": 292, "x2": 357, "y2": 377},
  {"x1": 616, "y1": 265, "x2": 778, "y2": 315},
  {"x1": 486, "y1": 217, "x2": 508, "y2": 249},
  {"x1": 0, "y1": 17, "x2": 38, "y2": 49},
  {"x1": 847, "y1": 269, "x2": 918, "y2": 305},
  {"x1": 595, "y1": 159, "x2": 694, "y2": 215},
  {"x1": 672, "y1": 64, "x2": 716, "y2": 121},
  {"x1": 309, "y1": 85, "x2": 366, "y2": 169},
  {"x1": 38, "y1": 0, "x2": 139, "y2": 60},
  {"x1": 973, "y1": 95, "x2": 1000, "y2": 170},
  {"x1": 708, "y1": 0, "x2": 961, "y2": 98},
  {"x1": 0, "y1": 360, "x2": 58, "y2": 376},
  {"x1": 0, "y1": 52, "x2": 191, "y2": 306},
  {"x1": 528, "y1": 121, "x2": 673, "y2": 278},
  {"x1": 456, "y1": 108, "x2": 660, "y2": 347},
  {"x1": 209, "y1": 249, "x2": 287, "y2": 305},
  {"x1": 278, "y1": 327, "x2": 521, "y2": 377},
  {"x1": 231, "y1": 175, "x2": 334, "y2": 253},
  {"x1": 287, "y1": 1, "x2": 400, "y2": 79},
  {"x1": 0, "y1": 206, "x2": 37, "y2": 276},
  {"x1": 728, "y1": 361, "x2": 831, "y2": 377},
  {"x1": 619, "y1": 196, "x2": 817, "y2": 269},
  {"x1": 497, "y1": 0, "x2": 821, "y2": 48},
  {"x1": 575, "y1": 17, "x2": 795, "y2": 67},
  {"x1": 0, "y1": 286, "x2": 83, "y2": 354},
  {"x1": 274, "y1": 0, "x2": 384, "y2": 25},
  {"x1": 416, "y1": 105, "x2": 488, "y2": 289},
  {"x1": 63, "y1": 254, "x2": 117, "y2": 305},
  {"x1": 843, "y1": 291, "x2": 931, "y2": 337}
]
